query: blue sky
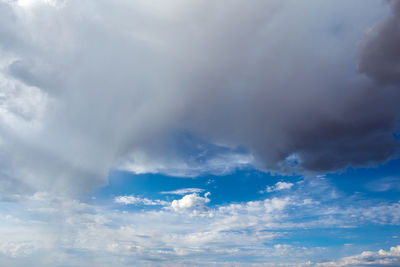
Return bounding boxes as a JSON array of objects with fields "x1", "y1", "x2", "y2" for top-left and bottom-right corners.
[
  {"x1": 87, "y1": 158, "x2": 400, "y2": 265},
  {"x1": 0, "y1": 0, "x2": 400, "y2": 266}
]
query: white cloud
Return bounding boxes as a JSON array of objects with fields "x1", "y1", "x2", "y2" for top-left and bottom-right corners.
[
  {"x1": 316, "y1": 245, "x2": 400, "y2": 267},
  {"x1": 161, "y1": 188, "x2": 204, "y2": 195},
  {"x1": 114, "y1": 195, "x2": 168, "y2": 206},
  {"x1": 264, "y1": 181, "x2": 294, "y2": 193},
  {"x1": 16, "y1": 0, "x2": 64, "y2": 8},
  {"x1": 0, "y1": 72, "x2": 48, "y2": 134},
  {"x1": 171, "y1": 192, "x2": 210, "y2": 212},
  {"x1": 0, "y1": 187, "x2": 399, "y2": 266},
  {"x1": 366, "y1": 176, "x2": 400, "y2": 192},
  {"x1": 118, "y1": 150, "x2": 254, "y2": 178},
  {"x1": 264, "y1": 197, "x2": 291, "y2": 212}
]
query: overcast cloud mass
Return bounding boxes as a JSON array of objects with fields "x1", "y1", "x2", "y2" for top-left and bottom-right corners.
[
  {"x1": 0, "y1": 0, "x2": 399, "y2": 266},
  {"x1": 0, "y1": 0, "x2": 399, "y2": 195}
]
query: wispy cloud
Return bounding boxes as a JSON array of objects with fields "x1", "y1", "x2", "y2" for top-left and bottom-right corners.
[
  {"x1": 114, "y1": 195, "x2": 168, "y2": 206},
  {"x1": 161, "y1": 188, "x2": 205, "y2": 195},
  {"x1": 366, "y1": 176, "x2": 400, "y2": 192},
  {"x1": 316, "y1": 245, "x2": 400, "y2": 267},
  {"x1": 1, "y1": 180, "x2": 399, "y2": 265}
]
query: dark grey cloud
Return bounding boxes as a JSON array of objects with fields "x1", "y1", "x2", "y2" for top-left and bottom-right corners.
[
  {"x1": 0, "y1": 0, "x2": 398, "y2": 196},
  {"x1": 359, "y1": 0, "x2": 400, "y2": 85},
  {"x1": 179, "y1": 0, "x2": 400, "y2": 173}
]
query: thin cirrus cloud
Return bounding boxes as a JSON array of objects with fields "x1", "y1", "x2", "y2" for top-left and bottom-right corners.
[
  {"x1": 161, "y1": 188, "x2": 205, "y2": 195},
  {"x1": 0, "y1": 0, "x2": 399, "y2": 197},
  {"x1": 365, "y1": 176, "x2": 400, "y2": 192}
]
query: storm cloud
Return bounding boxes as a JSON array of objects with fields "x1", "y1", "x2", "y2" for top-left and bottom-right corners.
[
  {"x1": 359, "y1": 0, "x2": 400, "y2": 84},
  {"x1": 0, "y1": 0, "x2": 399, "y2": 195}
]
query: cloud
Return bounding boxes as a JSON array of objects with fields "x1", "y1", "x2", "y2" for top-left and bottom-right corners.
[
  {"x1": 114, "y1": 195, "x2": 168, "y2": 206},
  {"x1": 0, "y1": 2, "x2": 399, "y2": 264},
  {"x1": 161, "y1": 188, "x2": 204, "y2": 195},
  {"x1": 365, "y1": 176, "x2": 400, "y2": 192},
  {"x1": 171, "y1": 192, "x2": 210, "y2": 212},
  {"x1": 264, "y1": 181, "x2": 294, "y2": 193},
  {"x1": 0, "y1": 177, "x2": 394, "y2": 267},
  {"x1": 0, "y1": 0, "x2": 398, "y2": 198},
  {"x1": 358, "y1": 0, "x2": 400, "y2": 85},
  {"x1": 317, "y1": 245, "x2": 400, "y2": 267},
  {"x1": 0, "y1": 179, "x2": 400, "y2": 266},
  {"x1": 118, "y1": 142, "x2": 254, "y2": 178}
]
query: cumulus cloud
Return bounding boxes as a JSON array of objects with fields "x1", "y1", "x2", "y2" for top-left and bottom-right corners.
[
  {"x1": 0, "y1": 0, "x2": 398, "y2": 198},
  {"x1": 264, "y1": 181, "x2": 294, "y2": 193},
  {"x1": 171, "y1": 192, "x2": 210, "y2": 212}
]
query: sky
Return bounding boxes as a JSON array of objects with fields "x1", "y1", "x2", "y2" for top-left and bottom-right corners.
[{"x1": 0, "y1": 0, "x2": 400, "y2": 266}]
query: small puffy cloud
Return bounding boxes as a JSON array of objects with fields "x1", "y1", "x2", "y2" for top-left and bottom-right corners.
[
  {"x1": 171, "y1": 192, "x2": 210, "y2": 212},
  {"x1": 114, "y1": 195, "x2": 168, "y2": 206},
  {"x1": 264, "y1": 181, "x2": 294, "y2": 193},
  {"x1": 161, "y1": 188, "x2": 204, "y2": 195},
  {"x1": 317, "y1": 245, "x2": 400, "y2": 267}
]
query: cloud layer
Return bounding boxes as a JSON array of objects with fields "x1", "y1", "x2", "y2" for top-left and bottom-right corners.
[
  {"x1": 1, "y1": 176, "x2": 400, "y2": 266},
  {"x1": 318, "y1": 245, "x2": 400, "y2": 267}
]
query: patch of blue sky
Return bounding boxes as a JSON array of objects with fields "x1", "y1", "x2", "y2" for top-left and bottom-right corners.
[
  {"x1": 95, "y1": 169, "x2": 302, "y2": 206},
  {"x1": 88, "y1": 156, "x2": 400, "y2": 265},
  {"x1": 171, "y1": 131, "x2": 251, "y2": 164},
  {"x1": 97, "y1": 131, "x2": 399, "y2": 209},
  {"x1": 94, "y1": 159, "x2": 400, "y2": 221},
  {"x1": 326, "y1": 158, "x2": 400, "y2": 201}
]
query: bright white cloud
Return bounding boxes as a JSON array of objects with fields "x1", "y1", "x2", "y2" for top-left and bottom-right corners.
[
  {"x1": 171, "y1": 192, "x2": 210, "y2": 212},
  {"x1": 264, "y1": 181, "x2": 294, "y2": 193}
]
